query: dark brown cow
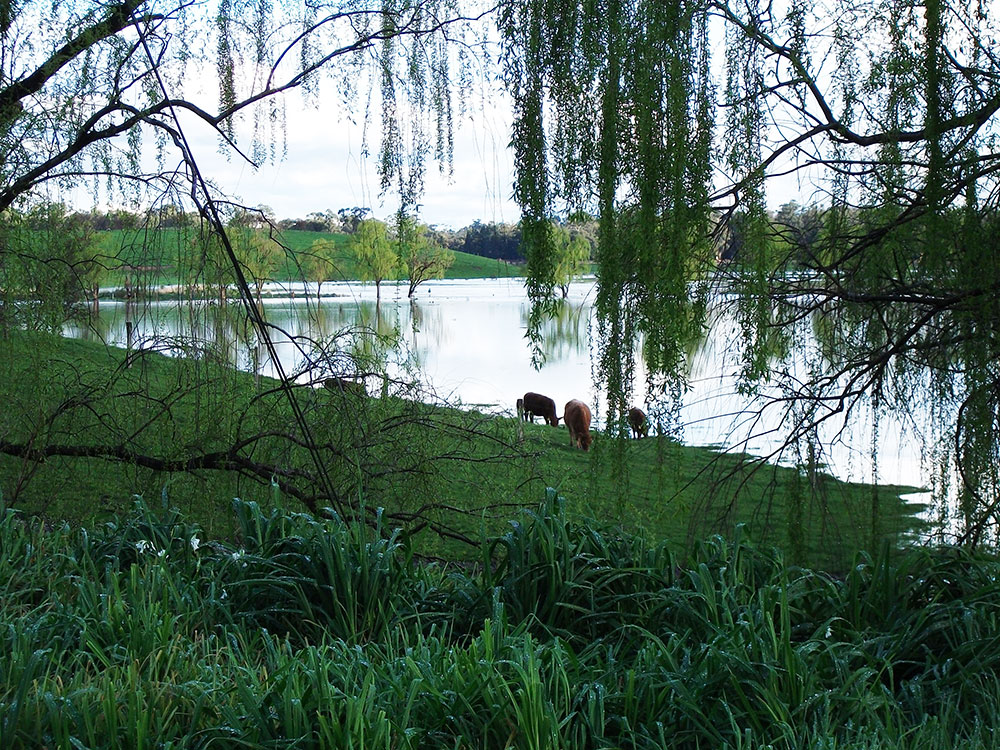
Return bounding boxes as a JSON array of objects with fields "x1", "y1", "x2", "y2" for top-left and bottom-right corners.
[
  {"x1": 628, "y1": 407, "x2": 648, "y2": 438},
  {"x1": 323, "y1": 377, "x2": 367, "y2": 397},
  {"x1": 564, "y1": 399, "x2": 592, "y2": 451},
  {"x1": 521, "y1": 392, "x2": 559, "y2": 426}
]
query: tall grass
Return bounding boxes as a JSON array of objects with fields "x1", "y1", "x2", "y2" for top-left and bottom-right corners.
[{"x1": 1, "y1": 492, "x2": 997, "y2": 748}]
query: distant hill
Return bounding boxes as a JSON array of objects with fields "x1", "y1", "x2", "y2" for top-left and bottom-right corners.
[{"x1": 94, "y1": 228, "x2": 523, "y2": 289}]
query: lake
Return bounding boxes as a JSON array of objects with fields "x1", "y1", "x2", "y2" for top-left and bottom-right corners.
[{"x1": 66, "y1": 276, "x2": 930, "y2": 498}]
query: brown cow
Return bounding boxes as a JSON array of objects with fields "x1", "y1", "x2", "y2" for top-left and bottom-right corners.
[
  {"x1": 628, "y1": 407, "x2": 648, "y2": 439},
  {"x1": 521, "y1": 392, "x2": 559, "y2": 426},
  {"x1": 564, "y1": 399, "x2": 592, "y2": 451},
  {"x1": 323, "y1": 377, "x2": 367, "y2": 397}
]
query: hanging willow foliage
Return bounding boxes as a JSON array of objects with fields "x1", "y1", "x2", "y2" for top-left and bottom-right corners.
[
  {"x1": 0, "y1": 0, "x2": 475, "y2": 218},
  {"x1": 500, "y1": 0, "x2": 1000, "y2": 540},
  {"x1": 0, "y1": 0, "x2": 483, "y2": 523},
  {"x1": 499, "y1": 0, "x2": 715, "y2": 434}
]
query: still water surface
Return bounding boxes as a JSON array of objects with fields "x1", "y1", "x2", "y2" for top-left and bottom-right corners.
[{"x1": 66, "y1": 277, "x2": 929, "y2": 496}]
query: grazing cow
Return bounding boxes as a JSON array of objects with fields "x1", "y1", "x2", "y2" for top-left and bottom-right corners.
[
  {"x1": 323, "y1": 377, "x2": 367, "y2": 397},
  {"x1": 564, "y1": 399, "x2": 592, "y2": 451},
  {"x1": 516, "y1": 397, "x2": 525, "y2": 421},
  {"x1": 521, "y1": 392, "x2": 559, "y2": 426},
  {"x1": 628, "y1": 407, "x2": 648, "y2": 439}
]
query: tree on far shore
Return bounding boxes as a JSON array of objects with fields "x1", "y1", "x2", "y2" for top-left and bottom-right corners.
[
  {"x1": 231, "y1": 228, "x2": 283, "y2": 307},
  {"x1": 551, "y1": 223, "x2": 591, "y2": 298}
]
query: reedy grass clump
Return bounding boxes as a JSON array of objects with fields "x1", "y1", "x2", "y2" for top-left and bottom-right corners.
[{"x1": 1, "y1": 492, "x2": 998, "y2": 749}]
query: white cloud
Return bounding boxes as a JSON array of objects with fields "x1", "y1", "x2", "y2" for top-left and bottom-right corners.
[{"x1": 177, "y1": 89, "x2": 520, "y2": 229}]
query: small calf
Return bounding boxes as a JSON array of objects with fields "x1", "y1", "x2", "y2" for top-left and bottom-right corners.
[{"x1": 628, "y1": 407, "x2": 648, "y2": 439}]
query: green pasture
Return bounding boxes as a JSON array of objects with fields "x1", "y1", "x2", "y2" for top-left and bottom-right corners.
[
  {"x1": 0, "y1": 330, "x2": 970, "y2": 750},
  {"x1": 94, "y1": 228, "x2": 521, "y2": 289},
  {"x1": 0, "y1": 329, "x2": 922, "y2": 570}
]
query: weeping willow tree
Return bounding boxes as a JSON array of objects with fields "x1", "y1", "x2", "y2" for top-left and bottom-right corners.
[
  {"x1": 501, "y1": 0, "x2": 714, "y2": 427},
  {"x1": 0, "y1": 0, "x2": 508, "y2": 531},
  {"x1": 500, "y1": 0, "x2": 1000, "y2": 544}
]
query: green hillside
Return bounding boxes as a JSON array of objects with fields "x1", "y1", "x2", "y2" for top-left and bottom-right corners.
[{"x1": 94, "y1": 228, "x2": 521, "y2": 289}]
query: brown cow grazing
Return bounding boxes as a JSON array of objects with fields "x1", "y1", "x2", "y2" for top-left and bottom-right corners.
[
  {"x1": 522, "y1": 392, "x2": 559, "y2": 426},
  {"x1": 324, "y1": 377, "x2": 367, "y2": 397},
  {"x1": 628, "y1": 407, "x2": 648, "y2": 438},
  {"x1": 516, "y1": 397, "x2": 525, "y2": 421},
  {"x1": 564, "y1": 399, "x2": 592, "y2": 451}
]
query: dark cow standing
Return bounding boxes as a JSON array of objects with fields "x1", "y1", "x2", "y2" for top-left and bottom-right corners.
[
  {"x1": 628, "y1": 407, "x2": 648, "y2": 438},
  {"x1": 521, "y1": 392, "x2": 559, "y2": 426},
  {"x1": 564, "y1": 399, "x2": 592, "y2": 451}
]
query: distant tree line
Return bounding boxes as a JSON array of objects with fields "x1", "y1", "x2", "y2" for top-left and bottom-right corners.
[
  {"x1": 8, "y1": 201, "x2": 866, "y2": 285},
  {"x1": 6, "y1": 204, "x2": 607, "y2": 271},
  {"x1": 718, "y1": 201, "x2": 878, "y2": 268},
  {"x1": 0, "y1": 202, "x2": 603, "y2": 320},
  {"x1": 457, "y1": 221, "x2": 523, "y2": 261}
]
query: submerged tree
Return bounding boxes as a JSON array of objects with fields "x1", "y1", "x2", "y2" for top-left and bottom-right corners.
[
  {"x1": 550, "y1": 222, "x2": 591, "y2": 298},
  {"x1": 353, "y1": 218, "x2": 398, "y2": 302},
  {"x1": 395, "y1": 212, "x2": 454, "y2": 297},
  {"x1": 304, "y1": 238, "x2": 342, "y2": 300}
]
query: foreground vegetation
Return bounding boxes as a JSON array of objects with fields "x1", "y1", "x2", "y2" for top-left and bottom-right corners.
[
  {"x1": 0, "y1": 330, "x2": 921, "y2": 570},
  {"x1": 0, "y1": 493, "x2": 996, "y2": 749}
]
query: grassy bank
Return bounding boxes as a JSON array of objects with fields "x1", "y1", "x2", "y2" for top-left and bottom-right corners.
[
  {"x1": 0, "y1": 329, "x2": 922, "y2": 570},
  {"x1": 0, "y1": 494, "x2": 994, "y2": 749}
]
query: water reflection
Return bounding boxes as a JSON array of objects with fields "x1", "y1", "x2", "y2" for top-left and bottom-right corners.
[
  {"x1": 63, "y1": 278, "x2": 927, "y2": 494},
  {"x1": 520, "y1": 298, "x2": 591, "y2": 362}
]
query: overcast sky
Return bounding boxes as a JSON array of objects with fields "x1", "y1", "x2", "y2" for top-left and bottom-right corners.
[
  {"x1": 179, "y1": 90, "x2": 522, "y2": 230},
  {"x1": 131, "y1": 55, "x2": 817, "y2": 231},
  {"x1": 183, "y1": 100, "x2": 818, "y2": 230}
]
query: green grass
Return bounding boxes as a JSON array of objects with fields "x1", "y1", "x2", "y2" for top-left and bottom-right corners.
[
  {"x1": 95, "y1": 227, "x2": 522, "y2": 288},
  {"x1": 0, "y1": 329, "x2": 923, "y2": 571},
  {"x1": 0, "y1": 494, "x2": 995, "y2": 749},
  {"x1": 444, "y1": 250, "x2": 521, "y2": 279}
]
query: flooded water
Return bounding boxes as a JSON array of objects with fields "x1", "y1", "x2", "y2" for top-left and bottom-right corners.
[{"x1": 66, "y1": 277, "x2": 931, "y2": 498}]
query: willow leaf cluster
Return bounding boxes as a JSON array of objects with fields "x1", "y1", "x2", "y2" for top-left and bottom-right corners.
[
  {"x1": 501, "y1": 0, "x2": 1000, "y2": 540},
  {"x1": 0, "y1": 0, "x2": 476, "y2": 220},
  {"x1": 717, "y1": 0, "x2": 1000, "y2": 538},
  {"x1": 499, "y1": 0, "x2": 714, "y2": 433}
]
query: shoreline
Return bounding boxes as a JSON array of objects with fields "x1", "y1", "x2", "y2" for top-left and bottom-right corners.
[{"x1": 96, "y1": 275, "x2": 535, "y2": 302}]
